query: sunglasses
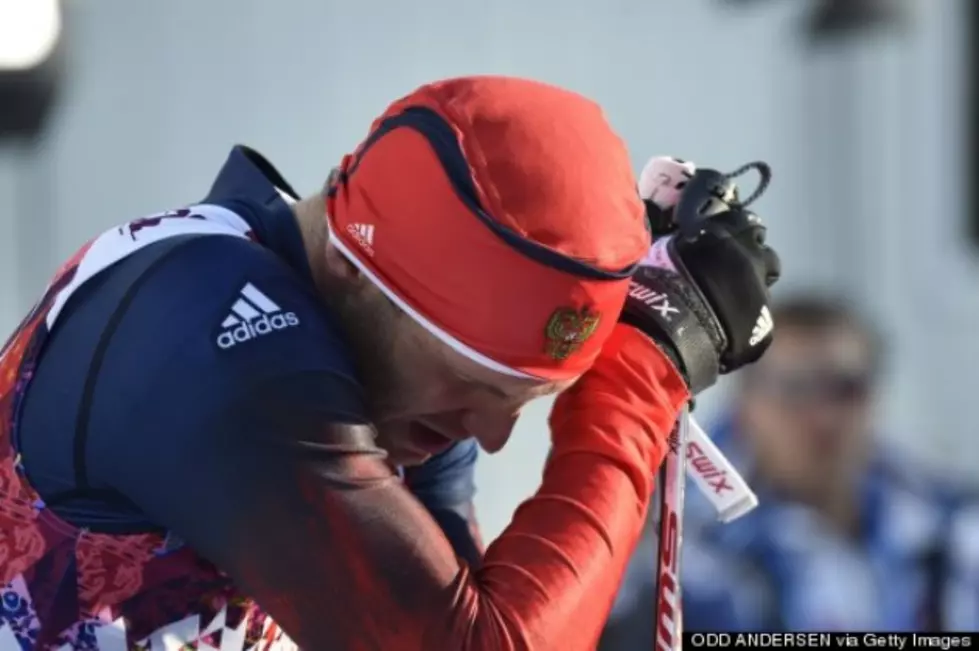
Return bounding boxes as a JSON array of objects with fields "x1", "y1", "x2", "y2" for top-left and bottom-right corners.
[{"x1": 746, "y1": 368, "x2": 873, "y2": 405}]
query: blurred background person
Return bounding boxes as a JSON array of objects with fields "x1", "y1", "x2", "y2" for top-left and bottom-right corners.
[
  {"x1": 944, "y1": 496, "x2": 979, "y2": 629},
  {"x1": 600, "y1": 294, "x2": 970, "y2": 647}
]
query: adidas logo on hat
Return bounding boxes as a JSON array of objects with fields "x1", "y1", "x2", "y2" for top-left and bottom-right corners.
[
  {"x1": 346, "y1": 222, "x2": 375, "y2": 256},
  {"x1": 216, "y1": 282, "x2": 300, "y2": 349}
]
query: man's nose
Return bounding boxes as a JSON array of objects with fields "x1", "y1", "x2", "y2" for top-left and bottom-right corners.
[{"x1": 463, "y1": 409, "x2": 519, "y2": 453}]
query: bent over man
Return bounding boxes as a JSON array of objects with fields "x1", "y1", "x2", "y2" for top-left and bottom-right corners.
[{"x1": 0, "y1": 76, "x2": 780, "y2": 650}]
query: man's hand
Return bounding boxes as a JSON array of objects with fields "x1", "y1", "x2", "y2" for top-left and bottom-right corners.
[{"x1": 621, "y1": 159, "x2": 782, "y2": 394}]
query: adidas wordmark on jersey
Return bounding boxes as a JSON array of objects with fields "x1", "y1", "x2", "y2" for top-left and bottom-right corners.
[{"x1": 216, "y1": 282, "x2": 300, "y2": 349}]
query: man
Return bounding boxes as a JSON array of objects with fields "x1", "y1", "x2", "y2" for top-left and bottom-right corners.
[
  {"x1": 601, "y1": 295, "x2": 963, "y2": 646},
  {"x1": 0, "y1": 76, "x2": 779, "y2": 649}
]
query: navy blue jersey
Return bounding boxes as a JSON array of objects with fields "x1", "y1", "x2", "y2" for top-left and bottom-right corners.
[{"x1": 15, "y1": 147, "x2": 481, "y2": 564}]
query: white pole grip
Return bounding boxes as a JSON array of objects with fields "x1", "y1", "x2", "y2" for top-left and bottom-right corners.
[{"x1": 684, "y1": 415, "x2": 758, "y2": 522}]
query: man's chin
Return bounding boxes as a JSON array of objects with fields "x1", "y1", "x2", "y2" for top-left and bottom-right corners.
[{"x1": 389, "y1": 449, "x2": 434, "y2": 468}]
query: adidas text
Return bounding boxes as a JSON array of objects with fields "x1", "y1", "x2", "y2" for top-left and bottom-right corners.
[
  {"x1": 217, "y1": 312, "x2": 300, "y2": 349},
  {"x1": 216, "y1": 283, "x2": 301, "y2": 349},
  {"x1": 347, "y1": 222, "x2": 375, "y2": 256}
]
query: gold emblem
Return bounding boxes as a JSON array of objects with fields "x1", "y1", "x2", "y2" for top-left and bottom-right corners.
[{"x1": 544, "y1": 307, "x2": 601, "y2": 360}]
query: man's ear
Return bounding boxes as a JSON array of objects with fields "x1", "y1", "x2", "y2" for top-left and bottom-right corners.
[{"x1": 323, "y1": 242, "x2": 362, "y2": 281}]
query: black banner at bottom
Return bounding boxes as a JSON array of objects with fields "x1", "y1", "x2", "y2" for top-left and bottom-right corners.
[{"x1": 683, "y1": 632, "x2": 976, "y2": 650}]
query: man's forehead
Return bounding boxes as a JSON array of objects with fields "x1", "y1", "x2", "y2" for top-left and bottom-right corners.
[
  {"x1": 449, "y1": 353, "x2": 571, "y2": 397},
  {"x1": 474, "y1": 369, "x2": 572, "y2": 400},
  {"x1": 430, "y1": 324, "x2": 574, "y2": 396}
]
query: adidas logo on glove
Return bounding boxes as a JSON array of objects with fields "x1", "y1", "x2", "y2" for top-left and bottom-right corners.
[
  {"x1": 749, "y1": 306, "x2": 773, "y2": 346},
  {"x1": 216, "y1": 282, "x2": 300, "y2": 349}
]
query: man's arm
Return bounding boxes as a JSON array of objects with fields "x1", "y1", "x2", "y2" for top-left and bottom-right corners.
[
  {"x1": 405, "y1": 440, "x2": 484, "y2": 565},
  {"x1": 84, "y1": 236, "x2": 687, "y2": 650}
]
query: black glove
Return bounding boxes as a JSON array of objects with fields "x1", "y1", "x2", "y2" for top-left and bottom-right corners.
[{"x1": 621, "y1": 163, "x2": 781, "y2": 394}]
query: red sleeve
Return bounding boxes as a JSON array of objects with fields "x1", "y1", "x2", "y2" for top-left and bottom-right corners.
[
  {"x1": 464, "y1": 324, "x2": 689, "y2": 649},
  {"x1": 166, "y1": 325, "x2": 688, "y2": 650}
]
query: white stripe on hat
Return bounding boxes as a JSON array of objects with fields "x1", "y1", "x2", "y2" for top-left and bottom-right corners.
[{"x1": 327, "y1": 227, "x2": 538, "y2": 380}]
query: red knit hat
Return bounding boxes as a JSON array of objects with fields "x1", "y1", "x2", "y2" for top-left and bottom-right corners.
[{"x1": 326, "y1": 76, "x2": 648, "y2": 380}]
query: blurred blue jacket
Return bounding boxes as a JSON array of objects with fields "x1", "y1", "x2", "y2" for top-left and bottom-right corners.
[{"x1": 606, "y1": 414, "x2": 969, "y2": 638}]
